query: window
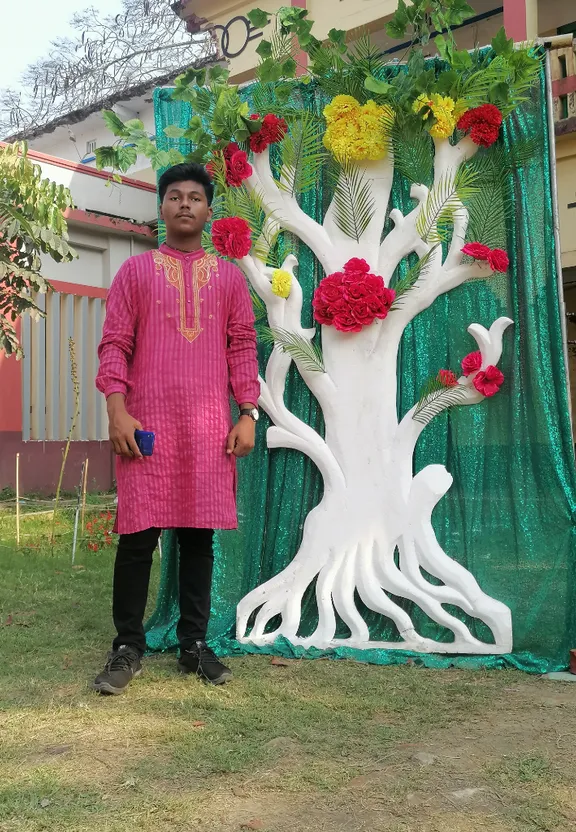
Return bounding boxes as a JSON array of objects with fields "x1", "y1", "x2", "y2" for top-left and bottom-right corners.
[{"x1": 86, "y1": 139, "x2": 97, "y2": 155}]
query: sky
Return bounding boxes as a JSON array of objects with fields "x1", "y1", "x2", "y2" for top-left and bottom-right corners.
[{"x1": 0, "y1": 0, "x2": 125, "y2": 92}]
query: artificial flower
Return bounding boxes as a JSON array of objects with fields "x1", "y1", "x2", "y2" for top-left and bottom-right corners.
[
  {"x1": 462, "y1": 242, "x2": 491, "y2": 260},
  {"x1": 211, "y1": 217, "x2": 252, "y2": 259},
  {"x1": 271, "y1": 268, "x2": 292, "y2": 298},
  {"x1": 313, "y1": 259, "x2": 395, "y2": 332},
  {"x1": 323, "y1": 95, "x2": 394, "y2": 161},
  {"x1": 487, "y1": 248, "x2": 509, "y2": 273},
  {"x1": 226, "y1": 150, "x2": 253, "y2": 187},
  {"x1": 461, "y1": 351, "x2": 482, "y2": 376},
  {"x1": 438, "y1": 369, "x2": 458, "y2": 387},
  {"x1": 457, "y1": 104, "x2": 503, "y2": 147},
  {"x1": 413, "y1": 93, "x2": 466, "y2": 139},
  {"x1": 473, "y1": 365, "x2": 504, "y2": 397},
  {"x1": 249, "y1": 113, "x2": 288, "y2": 154}
]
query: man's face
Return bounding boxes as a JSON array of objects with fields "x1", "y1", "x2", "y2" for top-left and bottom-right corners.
[{"x1": 160, "y1": 180, "x2": 212, "y2": 236}]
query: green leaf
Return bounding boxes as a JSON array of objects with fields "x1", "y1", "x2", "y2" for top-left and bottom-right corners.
[
  {"x1": 434, "y1": 35, "x2": 452, "y2": 63},
  {"x1": 124, "y1": 118, "x2": 145, "y2": 132},
  {"x1": 452, "y1": 49, "x2": 473, "y2": 70},
  {"x1": 208, "y1": 65, "x2": 229, "y2": 83},
  {"x1": 392, "y1": 121, "x2": 434, "y2": 185},
  {"x1": 163, "y1": 126, "x2": 186, "y2": 139},
  {"x1": 247, "y1": 8, "x2": 269, "y2": 28},
  {"x1": 116, "y1": 145, "x2": 138, "y2": 172},
  {"x1": 364, "y1": 76, "x2": 393, "y2": 95},
  {"x1": 282, "y1": 57, "x2": 297, "y2": 77},
  {"x1": 256, "y1": 39, "x2": 273, "y2": 58},
  {"x1": 386, "y1": 0, "x2": 410, "y2": 39},
  {"x1": 416, "y1": 165, "x2": 479, "y2": 243},
  {"x1": 412, "y1": 376, "x2": 467, "y2": 426},
  {"x1": 95, "y1": 145, "x2": 121, "y2": 170},
  {"x1": 258, "y1": 327, "x2": 325, "y2": 373},
  {"x1": 329, "y1": 157, "x2": 376, "y2": 243},
  {"x1": 101, "y1": 110, "x2": 129, "y2": 138},
  {"x1": 491, "y1": 27, "x2": 514, "y2": 58},
  {"x1": 279, "y1": 112, "x2": 326, "y2": 196},
  {"x1": 392, "y1": 246, "x2": 439, "y2": 301},
  {"x1": 328, "y1": 28, "x2": 346, "y2": 46}
]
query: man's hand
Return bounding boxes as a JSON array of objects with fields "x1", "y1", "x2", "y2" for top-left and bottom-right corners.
[
  {"x1": 226, "y1": 416, "x2": 255, "y2": 458},
  {"x1": 107, "y1": 393, "x2": 143, "y2": 459}
]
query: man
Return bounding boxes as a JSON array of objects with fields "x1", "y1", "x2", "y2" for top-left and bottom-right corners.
[{"x1": 94, "y1": 163, "x2": 260, "y2": 694}]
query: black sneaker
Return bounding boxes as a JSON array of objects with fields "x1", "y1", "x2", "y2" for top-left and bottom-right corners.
[
  {"x1": 178, "y1": 641, "x2": 232, "y2": 685},
  {"x1": 92, "y1": 645, "x2": 142, "y2": 695}
]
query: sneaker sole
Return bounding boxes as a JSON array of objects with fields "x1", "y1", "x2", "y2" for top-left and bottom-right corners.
[
  {"x1": 177, "y1": 661, "x2": 232, "y2": 685},
  {"x1": 92, "y1": 668, "x2": 142, "y2": 695}
]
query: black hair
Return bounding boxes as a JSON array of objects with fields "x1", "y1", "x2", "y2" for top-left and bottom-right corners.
[{"x1": 158, "y1": 162, "x2": 214, "y2": 205}]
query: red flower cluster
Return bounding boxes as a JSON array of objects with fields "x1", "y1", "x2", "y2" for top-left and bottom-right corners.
[
  {"x1": 457, "y1": 104, "x2": 503, "y2": 147},
  {"x1": 249, "y1": 113, "x2": 288, "y2": 154},
  {"x1": 460, "y1": 351, "x2": 505, "y2": 396},
  {"x1": 86, "y1": 511, "x2": 114, "y2": 552},
  {"x1": 313, "y1": 258, "x2": 395, "y2": 333},
  {"x1": 211, "y1": 216, "x2": 252, "y2": 259},
  {"x1": 461, "y1": 243, "x2": 509, "y2": 273}
]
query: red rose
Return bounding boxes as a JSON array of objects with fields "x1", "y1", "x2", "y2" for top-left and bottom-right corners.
[
  {"x1": 249, "y1": 131, "x2": 270, "y2": 154},
  {"x1": 461, "y1": 351, "x2": 482, "y2": 376},
  {"x1": 462, "y1": 242, "x2": 491, "y2": 261},
  {"x1": 438, "y1": 369, "x2": 458, "y2": 388},
  {"x1": 223, "y1": 142, "x2": 240, "y2": 160},
  {"x1": 374, "y1": 287, "x2": 396, "y2": 319},
  {"x1": 351, "y1": 303, "x2": 376, "y2": 327},
  {"x1": 344, "y1": 258, "x2": 371, "y2": 275},
  {"x1": 211, "y1": 216, "x2": 252, "y2": 259},
  {"x1": 487, "y1": 248, "x2": 509, "y2": 272},
  {"x1": 473, "y1": 365, "x2": 504, "y2": 397},
  {"x1": 225, "y1": 150, "x2": 253, "y2": 187},
  {"x1": 333, "y1": 310, "x2": 363, "y2": 333},
  {"x1": 312, "y1": 301, "x2": 333, "y2": 325}
]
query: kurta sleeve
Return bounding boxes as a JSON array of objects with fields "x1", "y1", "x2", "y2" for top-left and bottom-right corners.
[
  {"x1": 96, "y1": 258, "x2": 138, "y2": 399},
  {"x1": 226, "y1": 265, "x2": 260, "y2": 406}
]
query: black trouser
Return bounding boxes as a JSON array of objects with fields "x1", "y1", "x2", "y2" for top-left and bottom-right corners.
[{"x1": 112, "y1": 527, "x2": 214, "y2": 656}]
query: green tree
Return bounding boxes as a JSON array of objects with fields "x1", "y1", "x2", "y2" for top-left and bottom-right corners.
[{"x1": 0, "y1": 142, "x2": 75, "y2": 357}]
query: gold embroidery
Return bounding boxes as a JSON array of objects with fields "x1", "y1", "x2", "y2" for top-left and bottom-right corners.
[{"x1": 152, "y1": 252, "x2": 217, "y2": 343}]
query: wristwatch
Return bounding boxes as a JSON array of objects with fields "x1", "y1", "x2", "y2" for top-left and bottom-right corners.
[{"x1": 240, "y1": 407, "x2": 259, "y2": 422}]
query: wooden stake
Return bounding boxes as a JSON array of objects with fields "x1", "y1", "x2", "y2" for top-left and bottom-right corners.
[
  {"x1": 81, "y1": 457, "x2": 89, "y2": 534},
  {"x1": 15, "y1": 453, "x2": 20, "y2": 547}
]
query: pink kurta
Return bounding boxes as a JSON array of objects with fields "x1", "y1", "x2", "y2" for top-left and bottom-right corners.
[{"x1": 96, "y1": 244, "x2": 260, "y2": 534}]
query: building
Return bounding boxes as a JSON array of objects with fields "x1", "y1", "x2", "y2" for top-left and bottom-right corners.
[{"x1": 1, "y1": 0, "x2": 575, "y2": 493}]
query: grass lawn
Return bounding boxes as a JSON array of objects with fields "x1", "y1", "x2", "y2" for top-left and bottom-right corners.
[{"x1": 1, "y1": 512, "x2": 576, "y2": 831}]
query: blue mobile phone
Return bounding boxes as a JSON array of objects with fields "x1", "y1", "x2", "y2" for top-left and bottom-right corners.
[{"x1": 134, "y1": 429, "x2": 155, "y2": 456}]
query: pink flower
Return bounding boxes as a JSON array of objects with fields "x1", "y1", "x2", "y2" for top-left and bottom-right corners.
[
  {"x1": 461, "y1": 351, "x2": 482, "y2": 376},
  {"x1": 473, "y1": 365, "x2": 504, "y2": 397},
  {"x1": 211, "y1": 216, "x2": 252, "y2": 259},
  {"x1": 462, "y1": 242, "x2": 491, "y2": 261},
  {"x1": 487, "y1": 248, "x2": 509, "y2": 272},
  {"x1": 438, "y1": 369, "x2": 458, "y2": 388},
  {"x1": 343, "y1": 258, "x2": 371, "y2": 275}
]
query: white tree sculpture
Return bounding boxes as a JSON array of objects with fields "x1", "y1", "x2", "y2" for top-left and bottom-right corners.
[
  {"x1": 98, "y1": 2, "x2": 542, "y2": 655},
  {"x1": 234, "y1": 134, "x2": 513, "y2": 654}
]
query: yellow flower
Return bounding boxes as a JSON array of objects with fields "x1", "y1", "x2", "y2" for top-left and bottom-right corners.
[
  {"x1": 414, "y1": 93, "x2": 458, "y2": 139},
  {"x1": 323, "y1": 96, "x2": 393, "y2": 161},
  {"x1": 271, "y1": 269, "x2": 292, "y2": 299}
]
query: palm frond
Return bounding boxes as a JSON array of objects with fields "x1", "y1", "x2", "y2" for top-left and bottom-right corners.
[
  {"x1": 250, "y1": 289, "x2": 268, "y2": 322},
  {"x1": 348, "y1": 33, "x2": 388, "y2": 77},
  {"x1": 416, "y1": 166, "x2": 479, "y2": 243},
  {"x1": 465, "y1": 137, "x2": 539, "y2": 184},
  {"x1": 392, "y1": 123, "x2": 434, "y2": 185},
  {"x1": 258, "y1": 326, "x2": 325, "y2": 373},
  {"x1": 250, "y1": 84, "x2": 302, "y2": 122},
  {"x1": 328, "y1": 156, "x2": 375, "y2": 243},
  {"x1": 464, "y1": 182, "x2": 510, "y2": 251},
  {"x1": 391, "y1": 245, "x2": 439, "y2": 303},
  {"x1": 279, "y1": 113, "x2": 326, "y2": 196},
  {"x1": 412, "y1": 377, "x2": 467, "y2": 425},
  {"x1": 458, "y1": 57, "x2": 509, "y2": 106}
]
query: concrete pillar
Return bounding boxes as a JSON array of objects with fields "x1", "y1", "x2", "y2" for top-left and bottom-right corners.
[{"x1": 503, "y1": 0, "x2": 539, "y2": 42}]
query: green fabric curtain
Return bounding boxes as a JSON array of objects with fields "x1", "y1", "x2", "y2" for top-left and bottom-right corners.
[{"x1": 146, "y1": 61, "x2": 576, "y2": 673}]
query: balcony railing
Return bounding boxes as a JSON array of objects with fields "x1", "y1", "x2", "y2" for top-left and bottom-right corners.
[{"x1": 550, "y1": 41, "x2": 576, "y2": 134}]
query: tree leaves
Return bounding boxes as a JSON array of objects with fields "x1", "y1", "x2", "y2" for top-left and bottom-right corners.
[
  {"x1": 412, "y1": 376, "x2": 467, "y2": 425},
  {"x1": 416, "y1": 166, "x2": 479, "y2": 243},
  {"x1": 279, "y1": 113, "x2": 326, "y2": 196},
  {"x1": 258, "y1": 327, "x2": 325, "y2": 373},
  {"x1": 102, "y1": 110, "x2": 129, "y2": 137},
  {"x1": 329, "y1": 157, "x2": 375, "y2": 243}
]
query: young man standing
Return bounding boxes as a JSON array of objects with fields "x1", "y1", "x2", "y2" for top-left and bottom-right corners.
[{"x1": 94, "y1": 163, "x2": 260, "y2": 694}]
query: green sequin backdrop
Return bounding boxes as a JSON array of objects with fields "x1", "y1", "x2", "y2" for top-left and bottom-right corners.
[{"x1": 146, "y1": 63, "x2": 576, "y2": 673}]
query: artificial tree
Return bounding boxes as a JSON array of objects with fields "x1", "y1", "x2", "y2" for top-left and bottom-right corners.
[{"x1": 97, "y1": 0, "x2": 541, "y2": 653}]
